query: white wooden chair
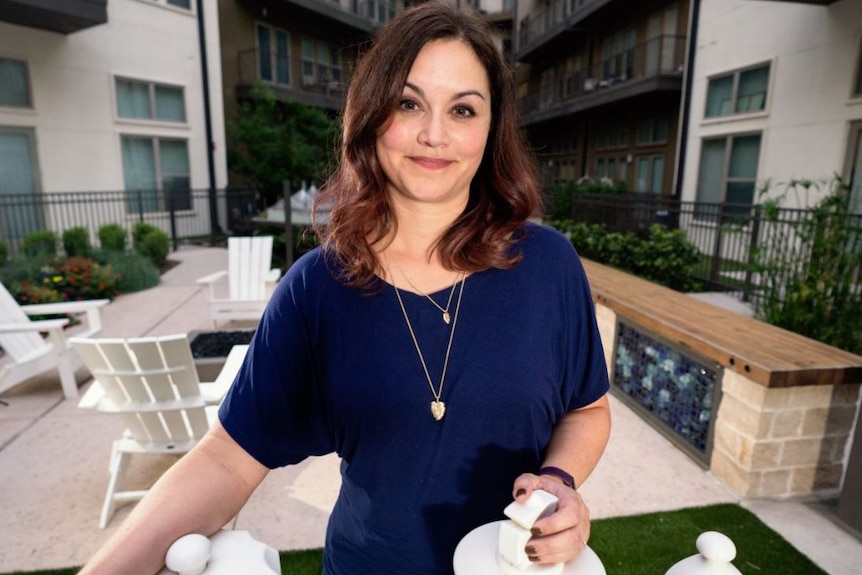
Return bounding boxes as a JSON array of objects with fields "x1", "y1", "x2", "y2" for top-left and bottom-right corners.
[
  {"x1": 0, "y1": 281, "x2": 109, "y2": 399},
  {"x1": 71, "y1": 334, "x2": 248, "y2": 528},
  {"x1": 196, "y1": 236, "x2": 281, "y2": 328}
]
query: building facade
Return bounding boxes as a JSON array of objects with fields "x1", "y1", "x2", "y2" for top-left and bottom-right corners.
[
  {"x1": 0, "y1": 0, "x2": 228, "y2": 243},
  {"x1": 680, "y1": 0, "x2": 862, "y2": 212},
  {"x1": 513, "y1": 0, "x2": 691, "y2": 195}
]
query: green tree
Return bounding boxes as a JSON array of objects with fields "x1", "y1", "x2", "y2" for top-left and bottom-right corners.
[{"x1": 228, "y1": 83, "x2": 338, "y2": 205}]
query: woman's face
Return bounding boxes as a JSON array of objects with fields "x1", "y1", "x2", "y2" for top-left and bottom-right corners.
[{"x1": 376, "y1": 39, "x2": 491, "y2": 214}]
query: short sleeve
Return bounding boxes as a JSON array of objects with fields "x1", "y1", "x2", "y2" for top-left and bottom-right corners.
[{"x1": 218, "y1": 253, "x2": 335, "y2": 469}]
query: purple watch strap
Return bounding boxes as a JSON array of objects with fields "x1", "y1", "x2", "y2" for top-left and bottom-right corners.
[{"x1": 539, "y1": 466, "x2": 576, "y2": 489}]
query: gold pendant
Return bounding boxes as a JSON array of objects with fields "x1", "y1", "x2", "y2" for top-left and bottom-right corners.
[
  {"x1": 442, "y1": 312, "x2": 451, "y2": 324},
  {"x1": 431, "y1": 400, "x2": 446, "y2": 420}
]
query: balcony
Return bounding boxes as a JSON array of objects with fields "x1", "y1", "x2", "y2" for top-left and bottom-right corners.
[
  {"x1": 275, "y1": 0, "x2": 396, "y2": 35},
  {"x1": 237, "y1": 48, "x2": 350, "y2": 111},
  {"x1": 519, "y1": 35, "x2": 685, "y2": 125},
  {"x1": 517, "y1": 0, "x2": 634, "y2": 62},
  {"x1": 0, "y1": 0, "x2": 107, "y2": 34}
]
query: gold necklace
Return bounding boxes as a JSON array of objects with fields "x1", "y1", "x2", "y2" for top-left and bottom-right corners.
[
  {"x1": 398, "y1": 270, "x2": 462, "y2": 324},
  {"x1": 393, "y1": 276, "x2": 466, "y2": 421}
]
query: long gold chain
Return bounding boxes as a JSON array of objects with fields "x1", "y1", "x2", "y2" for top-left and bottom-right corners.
[{"x1": 393, "y1": 276, "x2": 466, "y2": 421}]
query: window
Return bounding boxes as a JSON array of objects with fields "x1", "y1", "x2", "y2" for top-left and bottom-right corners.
[
  {"x1": 301, "y1": 38, "x2": 342, "y2": 87},
  {"x1": 0, "y1": 57, "x2": 32, "y2": 108},
  {"x1": 167, "y1": 0, "x2": 190, "y2": 8},
  {"x1": 595, "y1": 124, "x2": 629, "y2": 151},
  {"x1": 0, "y1": 127, "x2": 42, "y2": 239},
  {"x1": 636, "y1": 118, "x2": 669, "y2": 146},
  {"x1": 600, "y1": 27, "x2": 636, "y2": 83},
  {"x1": 705, "y1": 64, "x2": 770, "y2": 118},
  {"x1": 635, "y1": 155, "x2": 665, "y2": 193},
  {"x1": 257, "y1": 25, "x2": 290, "y2": 86},
  {"x1": 116, "y1": 78, "x2": 186, "y2": 123},
  {"x1": 695, "y1": 134, "x2": 762, "y2": 218},
  {"x1": 121, "y1": 136, "x2": 190, "y2": 213},
  {"x1": 595, "y1": 155, "x2": 628, "y2": 182}
]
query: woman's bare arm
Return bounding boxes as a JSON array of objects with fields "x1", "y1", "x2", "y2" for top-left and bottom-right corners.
[{"x1": 78, "y1": 421, "x2": 269, "y2": 575}]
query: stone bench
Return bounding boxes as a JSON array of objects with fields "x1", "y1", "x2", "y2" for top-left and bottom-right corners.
[{"x1": 582, "y1": 259, "x2": 862, "y2": 498}]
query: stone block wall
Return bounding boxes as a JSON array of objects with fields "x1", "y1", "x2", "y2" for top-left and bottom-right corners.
[
  {"x1": 712, "y1": 371, "x2": 861, "y2": 498},
  {"x1": 593, "y1": 300, "x2": 862, "y2": 499}
]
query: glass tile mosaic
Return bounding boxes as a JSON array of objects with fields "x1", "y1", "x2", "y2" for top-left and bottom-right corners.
[{"x1": 613, "y1": 322, "x2": 721, "y2": 454}]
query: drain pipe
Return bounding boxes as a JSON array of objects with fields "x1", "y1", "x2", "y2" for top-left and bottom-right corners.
[
  {"x1": 197, "y1": 0, "x2": 221, "y2": 235},
  {"x1": 672, "y1": 0, "x2": 701, "y2": 200}
]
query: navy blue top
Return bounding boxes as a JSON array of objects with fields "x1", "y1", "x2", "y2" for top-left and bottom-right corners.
[{"x1": 219, "y1": 222, "x2": 609, "y2": 574}]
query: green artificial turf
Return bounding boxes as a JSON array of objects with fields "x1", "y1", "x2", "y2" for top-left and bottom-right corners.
[{"x1": 8, "y1": 504, "x2": 827, "y2": 574}]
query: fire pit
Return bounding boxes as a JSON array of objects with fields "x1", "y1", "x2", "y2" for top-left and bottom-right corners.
[{"x1": 189, "y1": 329, "x2": 255, "y2": 382}]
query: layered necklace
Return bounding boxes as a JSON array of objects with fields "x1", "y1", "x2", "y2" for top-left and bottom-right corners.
[{"x1": 392, "y1": 270, "x2": 466, "y2": 421}]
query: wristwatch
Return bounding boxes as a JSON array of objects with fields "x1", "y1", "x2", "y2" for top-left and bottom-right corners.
[{"x1": 539, "y1": 466, "x2": 576, "y2": 490}]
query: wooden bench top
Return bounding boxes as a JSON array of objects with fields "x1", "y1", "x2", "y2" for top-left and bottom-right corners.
[{"x1": 582, "y1": 259, "x2": 862, "y2": 388}]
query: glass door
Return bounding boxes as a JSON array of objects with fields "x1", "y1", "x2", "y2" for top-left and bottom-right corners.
[{"x1": 0, "y1": 127, "x2": 42, "y2": 243}]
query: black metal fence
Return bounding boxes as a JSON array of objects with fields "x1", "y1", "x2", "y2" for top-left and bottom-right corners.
[
  {"x1": 0, "y1": 188, "x2": 263, "y2": 255},
  {"x1": 566, "y1": 193, "x2": 862, "y2": 309}
]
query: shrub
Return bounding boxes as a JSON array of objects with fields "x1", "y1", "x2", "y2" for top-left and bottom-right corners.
[
  {"x1": 0, "y1": 237, "x2": 7, "y2": 267},
  {"x1": 98, "y1": 223, "x2": 127, "y2": 252},
  {"x1": 62, "y1": 226, "x2": 92, "y2": 257},
  {"x1": 101, "y1": 250, "x2": 160, "y2": 293},
  {"x1": 20, "y1": 230, "x2": 58, "y2": 259},
  {"x1": 751, "y1": 177, "x2": 862, "y2": 354},
  {"x1": 546, "y1": 178, "x2": 627, "y2": 220},
  {"x1": 43, "y1": 256, "x2": 120, "y2": 300},
  {"x1": 10, "y1": 282, "x2": 65, "y2": 305},
  {"x1": 132, "y1": 222, "x2": 170, "y2": 266},
  {"x1": 551, "y1": 220, "x2": 702, "y2": 292}
]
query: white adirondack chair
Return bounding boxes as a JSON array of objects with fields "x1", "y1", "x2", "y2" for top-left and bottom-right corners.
[
  {"x1": 196, "y1": 236, "x2": 281, "y2": 328},
  {"x1": 0, "y1": 281, "x2": 109, "y2": 399},
  {"x1": 71, "y1": 334, "x2": 248, "y2": 529}
]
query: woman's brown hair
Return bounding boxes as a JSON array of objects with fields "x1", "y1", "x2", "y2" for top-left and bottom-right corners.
[{"x1": 313, "y1": 0, "x2": 541, "y2": 288}]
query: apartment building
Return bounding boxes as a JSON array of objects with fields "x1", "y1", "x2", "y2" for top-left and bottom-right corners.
[
  {"x1": 513, "y1": 0, "x2": 691, "y2": 194},
  {"x1": 679, "y1": 0, "x2": 862, "y2": 212},
  {"x1": 0, "y1": 0, "x2": 228, "y2": 243},
  {"x1": 217, "y1": 0, "x2": 402, "y2": 130}
]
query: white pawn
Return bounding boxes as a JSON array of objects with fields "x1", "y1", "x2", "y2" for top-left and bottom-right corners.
[
  {"x1": 665, "y1": 531, "x2": 743, "y2": 575},
  {"x1": 163, "y1": 534, "x2": 212, "y2": 575}
]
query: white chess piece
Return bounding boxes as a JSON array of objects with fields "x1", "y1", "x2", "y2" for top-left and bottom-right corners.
[
  {"x1": 158, "y1": 530, "x2": 280, "y2": 575},
  {"x1": 164, "y1": 534, "x2": 211, "y2": 575},
  {"x1": 497, "y1": 490, "x2": 564, "y2": 575},
  {"x1": 664, "y1": 531, "x2": 743, "y2": 575}
]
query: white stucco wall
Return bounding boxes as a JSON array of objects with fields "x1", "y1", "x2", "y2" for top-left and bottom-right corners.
[
  {"x1": 0, "y1": 0, "x2": 227, "y2": 193},
  {"x1": 680, "y1": 0, "x2": 862, "y2": 208}
]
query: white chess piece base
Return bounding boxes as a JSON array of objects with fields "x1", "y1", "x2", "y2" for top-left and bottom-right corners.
[{"x1": 454, "y1": 521, "x2": 607, "y2": 575}]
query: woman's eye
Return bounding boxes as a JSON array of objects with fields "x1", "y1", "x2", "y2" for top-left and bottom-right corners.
[
  {"x1": 399, "y1": 99, "x2": 420, "y2": 111},
  {"x1": 453, "y1": 105, "x2": 475, "y2": 118}
]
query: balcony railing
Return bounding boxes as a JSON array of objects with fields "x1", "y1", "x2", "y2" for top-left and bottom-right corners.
[
  {"x1": 285, "y1": 0, "x2": 396, "y2": 30},
  {"x1": 519, "y1": 35, "x2": 686, "y2": 119},
  {"x1": 518, "y1": 0, "x2": 595, "y2": 53},
  {"x1": 238, "y1": 49, "x2": 351, "y2": 107}
]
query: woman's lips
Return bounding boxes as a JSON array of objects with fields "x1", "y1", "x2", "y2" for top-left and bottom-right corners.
[{"x1": 410, "y1": 156, "x2": 452, "y2": 169}]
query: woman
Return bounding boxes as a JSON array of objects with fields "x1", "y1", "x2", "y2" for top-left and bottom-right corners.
[{"x1": 78, "y1": 3, "x2": 610, "y2": 574}]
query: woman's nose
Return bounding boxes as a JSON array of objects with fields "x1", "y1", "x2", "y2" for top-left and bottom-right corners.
[{"x1": 418, "y1": 112, "x2": 448, "y2": 147}]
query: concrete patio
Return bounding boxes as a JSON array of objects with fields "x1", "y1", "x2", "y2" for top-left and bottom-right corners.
[{"x1": 0, "y1": 246, "x2": 859, "y2": 574}]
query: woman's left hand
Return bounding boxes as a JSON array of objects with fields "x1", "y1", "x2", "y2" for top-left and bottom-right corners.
[{"x1": 511, "y1": 473, "x2": 590, "y2": 565}]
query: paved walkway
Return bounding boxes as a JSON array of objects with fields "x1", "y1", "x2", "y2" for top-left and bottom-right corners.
[{"x1": 0, "y1": 246, "x2": 860, "y2": 573}]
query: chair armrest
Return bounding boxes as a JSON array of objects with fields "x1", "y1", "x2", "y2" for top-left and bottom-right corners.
[
  {"x1": 22, "y1": 299, "x2": 109, "y2": 315},
  {"x1": 199, "y1": 344, "x2": 249, "y2": 404},
  {"x1": 264, "y1": 268, "x2": 281, "y2": 284},
  {"x1": 77, "y1": 381, "x2": 106, "y2": 410},
  {"x1": 196, "y1": 270, "x2": 228, "y2": 286},
  {"x1": 0, "y1": 318, "x2": 70, "y2": 333},
  {"x1": 22, "y1": 299, "x2": 107, "y2": 338}
]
